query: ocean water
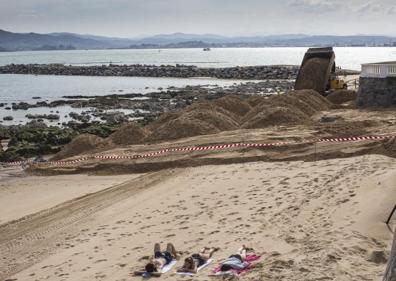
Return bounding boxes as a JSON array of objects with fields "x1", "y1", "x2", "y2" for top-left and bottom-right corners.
[
  {"x1": 0, "y1": 74, "x2": 245, "y2": 103},
  {"x1": 0, "y1": 74, "x2": 247, "y2": 126},
  {"x1": 0, "y1": 47, "x2": 395, "y2": 70}
]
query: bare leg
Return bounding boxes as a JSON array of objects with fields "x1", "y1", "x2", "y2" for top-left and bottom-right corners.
[
  {"x1": 166, "y1": 243, "x2": 177, "y2": 257},
  {"x1": 199, "y1": 247, "x2": 218, "y2": 260},
  {"x1": 237, "y1": 246, "x2": 247, "y2": 260},
  {"x1": 154, "y1": 243, "x2": 161, "y2": 254}
]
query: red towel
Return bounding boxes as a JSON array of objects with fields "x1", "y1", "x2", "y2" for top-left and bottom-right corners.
[{"x1": 211, "y1": 254, "x2": 261, "y2": 276}]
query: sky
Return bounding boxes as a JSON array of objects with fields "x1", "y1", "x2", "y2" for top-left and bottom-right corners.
[{"x1": 1, "y1": 0, "x2": 396, "y2": 37}]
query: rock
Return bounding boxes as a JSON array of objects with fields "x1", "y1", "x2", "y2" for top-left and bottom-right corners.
[
  {"x1": 12, "y1": 102, "x2": 31, "y2": 110},
  {"x1": 0, "y1": 121, "x2": 75, "y2": 161},
  {"x1": 368, "y1": 250, "x2": 388, "y2": 264},
  {"x1": 0, "y1": 63, "x2": 300, "y2": 80},
  {"x1": 25, "y1": 114, "x2": 60, "y2": 120},
  {"x1": 320, "y1": 115, "x2": 339, "y2": 123},
  {"x1": 99, "y1": 112, "x2": 127, "y2": 124},
  {"x1": 3, "y1": 116, "x2": 13, "y2": 121}
]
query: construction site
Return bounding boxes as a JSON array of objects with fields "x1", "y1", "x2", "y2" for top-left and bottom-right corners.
[{"x1": 0, "y1": 47, "x2": 395, "y2": 281}]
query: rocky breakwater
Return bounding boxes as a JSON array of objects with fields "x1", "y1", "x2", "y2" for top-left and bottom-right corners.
[{"x1": 0, "y1": 64, "x2": 299, "y2": 80}]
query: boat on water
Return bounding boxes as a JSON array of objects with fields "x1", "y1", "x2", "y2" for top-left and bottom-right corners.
[{"x1": 203, "y1": 48, "x2": 211, "y2": 51}]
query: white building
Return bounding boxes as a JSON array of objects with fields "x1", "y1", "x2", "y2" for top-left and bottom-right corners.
[{"x1": 361, "y1": 61, "x2": 396, "y2": 78}]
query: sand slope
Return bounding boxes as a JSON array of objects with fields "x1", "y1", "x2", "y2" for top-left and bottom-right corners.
[
  {"x1": 0, "y1": 156, "x2": 395, "y2": 281},
  {"x1": 0, "y1": 174, "x2": 139, "y2": 224}
]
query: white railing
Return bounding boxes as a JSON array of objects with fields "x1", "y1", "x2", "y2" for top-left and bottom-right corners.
[{"x1": 361, "y1": 63, "x2": 396, "y2": 78}]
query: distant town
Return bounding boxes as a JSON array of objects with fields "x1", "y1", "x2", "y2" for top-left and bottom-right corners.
[{"x1": 1, "y1": 29, "x2": 396, "y2": 51}]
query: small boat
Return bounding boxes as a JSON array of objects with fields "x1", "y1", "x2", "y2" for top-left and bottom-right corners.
[{"x1": 203, "y1": 48, "x2": 211, "y2": 51}]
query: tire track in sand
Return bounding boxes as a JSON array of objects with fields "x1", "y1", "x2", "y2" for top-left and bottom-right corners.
[{"x1": 0, "y1": 170, "x2": 177, "y2": 280}]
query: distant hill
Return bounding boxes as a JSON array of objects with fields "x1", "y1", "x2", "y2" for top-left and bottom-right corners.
[
  {"x1": 0, "y1": 29, "x2": 108, "y2": 51},
  {"x1": 1, "y1": 29, "x2": 396, "y2": 51}
]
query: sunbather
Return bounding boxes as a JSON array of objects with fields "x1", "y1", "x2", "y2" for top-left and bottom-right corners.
[
  {"x1": 177, "y1": 247, "x2": 218, "y2": 273},
  {"x1": 219, "y1": 245, "x2": 250, "y2": 271},
  {"x1": 134, "y1": 243, "x2": 179, "y2": 277}
]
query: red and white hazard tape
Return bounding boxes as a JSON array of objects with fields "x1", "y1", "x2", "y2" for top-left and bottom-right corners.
[
  {"x1": 1, "y1": 161, "x2": 25, "y2": 166},
  {"x1": 1, "y1": 134, "x2": 394, "y2": 168},
  {"x1": 318, "y1": 135, "x2": 390, "y2": 142}
]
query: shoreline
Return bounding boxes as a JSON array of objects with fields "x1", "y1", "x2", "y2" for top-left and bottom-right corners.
[{"x1": 0, "y1": 80, "x2": 295, "y2": 162}]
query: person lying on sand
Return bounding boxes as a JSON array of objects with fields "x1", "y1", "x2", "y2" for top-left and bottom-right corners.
[
  {"x1": 219, "y1": 245, "x2": 251, "y2": 271},
  {"x1": 177, "y1": 247, "x2": 219, "y2": 273},
  {"x1": 134, "y1": 243, "x2": 179, "y2": 277}
]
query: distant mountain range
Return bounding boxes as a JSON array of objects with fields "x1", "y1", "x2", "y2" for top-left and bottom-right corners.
[{"x1": 1, "y1": 29, "x2": 396, "y2": 51}]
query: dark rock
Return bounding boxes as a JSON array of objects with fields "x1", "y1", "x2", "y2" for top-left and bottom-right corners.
[
  {"x1": 12, "y1": 102, "x2": 30, "y2": 110},
  {"x1": 320, "y1": 115, "x2": 340, "y2": 123},
  {"x1": 3, "y1": 116, "x2": 13, "y2": 121},
  {"x1": 0, "y1": 121, "x2": 76, "y2": 161},
  {"x1": 0, "y1": 63, "x2": 300, "y2": 80},
  {"x1": 26, "y1": 114, "x2": 60, "y2": 120},
  {"x1": 99, "y1": 112, "x2": 127, "y2": 124},
  {"x1": 368, "y1": 250, "x2": 388, "y2": 264}
]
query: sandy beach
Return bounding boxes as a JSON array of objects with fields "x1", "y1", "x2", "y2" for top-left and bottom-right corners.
[
  {"x1": 0, "y1": 173, "x2": 140, "y2": 224},
  {"x1": 2, "y1": 1, "x2": 396, "y2": 280},
  {"x1": 1, "y1": 155, "x2": 395, "y2": 281}
]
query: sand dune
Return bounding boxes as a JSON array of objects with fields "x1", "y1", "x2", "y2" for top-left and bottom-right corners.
[{"x1": 0, "y1": 155, "x2": 395, "y2": 281}]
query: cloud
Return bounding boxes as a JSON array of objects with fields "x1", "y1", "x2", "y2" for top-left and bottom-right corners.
[
  {"x1": 0, "y1": 0, "x2": 395, "y2": 36},
  {"x1": 356, "y1": 1, "x2": 382, "y2": 14},
  {"x1": 288, "y1": 0, "x2": 343, "y2": 13},
  {"x1": 388, "y1": 6, "x2": 396, "y2": 15}
]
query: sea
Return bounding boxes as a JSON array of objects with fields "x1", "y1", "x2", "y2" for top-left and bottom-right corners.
[{"x1": 0, "y1": 47, "x2": 395, "y2": 125}]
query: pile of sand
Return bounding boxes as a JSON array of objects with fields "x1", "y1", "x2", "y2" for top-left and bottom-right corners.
[
  {"x1": 291, "y1": 89, "x2": 332, "y2": 111},
  {"x1": 241, "y1": 90, "x2": 331, "y2": 129},
  {"x1": 326, "y1": 90, "x2": 357, "y2": 104},
  {"x1": 213, "y1": 95, "x2": 252, "y2": 117},
  {"x1": 145, "y1": 90, "x2": 332, "y2": 140},
  {"x1": 56, "y1": 90, "x2": 334, "y2": 158},
  {"x1": 146, "y1": 101, "x2": 240, "y2": 142},
  {"x1": 146, "y1": 112, "x2": 181, "y2": 132},
  {"x1": 146, "y1": 116, "x2": 220, "y2": 142},
  {"x1": 107, "y1": 123, "x2": 148, "y2": 146},
  {"x1": 242, "y1": 106, "x2": 310, "y2": 129},
  {"x1": 246, "y1": 95, "x2": 266, "y2": 107},
  {"x1": 183, "y1": 101, "x2": 240, "y2": 122},
  {"x1": 52, "y1": 134, "x2": 106, "y2": 160}
]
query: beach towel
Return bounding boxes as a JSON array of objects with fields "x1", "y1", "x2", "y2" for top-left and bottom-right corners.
[
  {"x1": 142, "y1": 260, "x2": 177, "y2": 278},
  {"x1": 176, "y1": 258, "x2": 213, "y2": 276},
  {"x1": 209, "y1": 254, "x2": 261, "y2": 277}
]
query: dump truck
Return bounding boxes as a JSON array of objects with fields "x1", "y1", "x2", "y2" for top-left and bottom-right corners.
[{"x1": 295, "y1": 47, "x2": 347, "y2": 95}]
